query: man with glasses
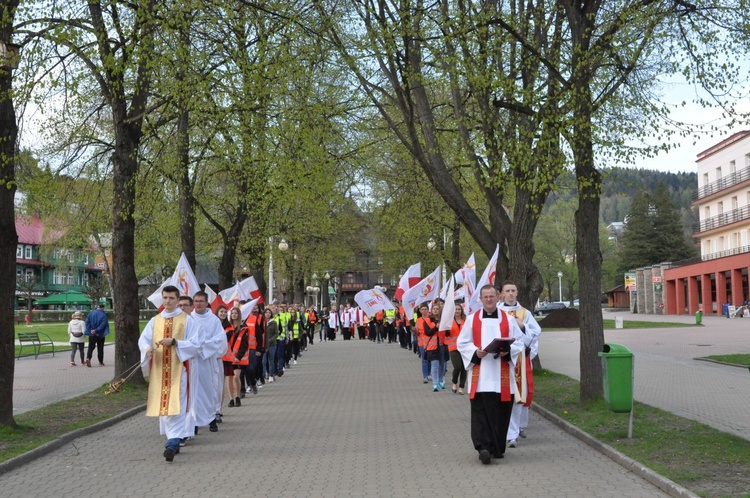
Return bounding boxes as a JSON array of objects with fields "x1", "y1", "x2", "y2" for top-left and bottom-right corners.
[{"x1": 190, "y1": 291, "x2": 228, "y2": 433}]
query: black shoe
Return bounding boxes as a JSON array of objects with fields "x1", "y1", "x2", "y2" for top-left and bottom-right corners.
[
  {"x1": 164, "y1": 448, "x2": 175, "y2": 462},
  {"x1": 209, "y1": 420, "x2": 218, "y2": 432},
  {"x1": 240, "y1": 391, "x2": 246, "y2": 398},
  {"x1": 252, "y1": 384, "x2": 258, "y2": 395},
  {"x1": 228, "y1": 399, "x2": 235, "y2": 407},
  {"x1": 235, "y1": 397, "x2": 241, "y2": 407},
  {"x1": 478, "y1": 449, "x2": 491, "y2": 465},
  {"x1": 194, "y1": 426, "x2": 198, "y2": 436}
]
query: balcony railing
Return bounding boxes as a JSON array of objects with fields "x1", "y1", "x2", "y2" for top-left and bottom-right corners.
[
  {"x1": 694, "y1": 166, "x2": 750, "y2": 201},
  {"x1": 693, "y1": 205, "x2": 750, "y2": 233},
  {"x1": 701, "y1": 245, "x2": 750, "y2": 261}
]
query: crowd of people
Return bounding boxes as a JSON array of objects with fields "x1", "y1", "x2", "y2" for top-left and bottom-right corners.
[{"x1": 137, "y1": 280, "x2": 541, "y2": 465}]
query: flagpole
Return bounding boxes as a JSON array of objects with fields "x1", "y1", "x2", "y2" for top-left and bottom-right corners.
[{"x1": 268, "y1": 237, "x2": 274, "y2": 303}]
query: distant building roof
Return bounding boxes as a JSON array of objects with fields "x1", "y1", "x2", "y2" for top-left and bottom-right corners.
[
  {"x1": 696, "y1": 130, "x2": 750, "y2": 162},
  {"x1": 16, "y1": 215, "x2": 65, "y2": 245}
]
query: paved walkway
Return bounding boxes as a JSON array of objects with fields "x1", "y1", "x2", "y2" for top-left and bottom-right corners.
[
  {"x1": 13, "y1": 343, "x2": 116, "y2": 415},
  {"x1": 5, "y1": 338, "x2": 671, "y2": 497},
  {"x1": 541, "y1": 310, "x2": 750, "y2": 441}
]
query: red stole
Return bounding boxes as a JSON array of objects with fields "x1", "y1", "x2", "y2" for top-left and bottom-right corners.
[
  {"x1": 524, "y1": 354, "x2": 534, "y2": 406},
  {"x1": 469, "y1": 311, "x2": 511, "y2": 402}
]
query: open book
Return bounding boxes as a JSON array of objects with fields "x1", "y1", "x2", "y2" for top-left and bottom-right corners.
[{"x1": 483, "y1": 338, "x2": 515, "y2": 355}]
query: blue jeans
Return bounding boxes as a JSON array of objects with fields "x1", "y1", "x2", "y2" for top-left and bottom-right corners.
[
  {"x1": 165, "y1": 437, "x2": 180, "y2": 452},
  {"x1": 419, "y1": 346, "x2": 429, "y2": 380},
  {"x1": 264, "y1": 345, "x2": 277, "y2": 377},
  {"x1": 430, "y1": 359, "x2": 444, "y2": 389},
  {"x1": 439, "y1": 345, "x2": 448, "y2": 378}
]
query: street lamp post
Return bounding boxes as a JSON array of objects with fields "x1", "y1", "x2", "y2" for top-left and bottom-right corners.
[
  {"x1": 268, "y1": 237, "x2": 289, "y2": 303},
  {"x1": 557, "y1": 271, "x2": 563, "y2": 303}
]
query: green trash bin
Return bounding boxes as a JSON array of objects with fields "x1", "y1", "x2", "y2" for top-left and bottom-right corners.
[
  {"x1": 598, "y1": 343, "x2": 633, "y2": 413},
  {"x1": 695, "y1": 310, "x2": 703, "y2": 324}
]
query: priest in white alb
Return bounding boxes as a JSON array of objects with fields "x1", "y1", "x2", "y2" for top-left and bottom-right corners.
[
  {"x1": 139, "y1": 285, "x2": 201, "y2": 462},
  {"x1": 189, "y1": 290, "x2": 228, "y2": 433},
  {"x1": 457, "y1": 284, "x2": 525, "y2": 465}
]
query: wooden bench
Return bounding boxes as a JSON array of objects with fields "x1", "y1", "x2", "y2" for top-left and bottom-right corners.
[{"x1": 17, "y1": 331, "x2": 56, "y2": 359}]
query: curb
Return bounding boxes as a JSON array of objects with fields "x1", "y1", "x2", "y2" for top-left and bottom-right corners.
[
  {"x1": 693, "y1": 357, "x2": 748, "y2": 369},
  {"x1": 531, "y1": 403, "x2": 699, "y2": 498},
  {"x1": 0, "y1": 403, "x2": 146, "y2": 477}
]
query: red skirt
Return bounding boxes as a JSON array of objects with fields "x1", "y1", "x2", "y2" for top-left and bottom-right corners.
[{"x1": 223, "y1": 361, "x2": 234, "y2": 376}]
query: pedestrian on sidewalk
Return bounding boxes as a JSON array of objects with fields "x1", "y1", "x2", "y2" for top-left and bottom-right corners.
[
  {"x1": 84, "y1": 303, "x2": 109, "y2": 367},
  {"x1": 68, "y1": 311, "x2": 85, "y2": 366}
]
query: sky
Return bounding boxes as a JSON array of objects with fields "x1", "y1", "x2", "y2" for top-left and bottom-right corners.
[{"x1": 625, "y1": 77, "x2": 750, "y2": 176}]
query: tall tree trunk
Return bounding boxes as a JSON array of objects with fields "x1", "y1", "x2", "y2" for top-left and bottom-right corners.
[
  {"x1": 0, "y1": 0, "x2": 20, "y2": 427},
  {"x1": 177, "y1": 109, "x2": 196, "y2": 270}
]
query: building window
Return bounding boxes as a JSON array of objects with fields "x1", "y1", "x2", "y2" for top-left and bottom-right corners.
[
  {"x1": 730, "y1": 160, "x2": 736, "y2": 176},
  {"x1": 743, "y1": 230, "x2": 748, "y2": 247},
  {"x1": 716, "y1": 167, "x2": 722, "y2": 180},
  {"x1": 732, "y1": 196, "x2": 739, "y2": 210},
  {"x1": 718, "y1": 201, "x2": 723, "y2": 215},
  {"x1": 702, "y1": 173, "x2": 709, "y2": 187},
  {"x1": 16, "y1": 268, "x2": 22, "y2": 278},
  {"x1": 718, "y1": 236, "x2": 725, "y2": 251},
  {"x1": 704, "y1": 206, "x2": 710, "y2": 219},
  {"x1": 53, "y1": 248, "x2": 59, "y2": 259},
  {"x1": 83, "y1": 253, "x2": 89, "y2": 264},
  {"x1": 67, "y1": 270, "x2": 74, "y2": 285},
  {"x1": 25, "y1": 246, "x2": 32, "y2": 259},
  {"x1": 25, "y1": 268, "x2": 34, "y2": 281},
  {"x1": 16, "y1": 245, "x2": 22, "y2": 258},
  {"x1": 67, "y1": 250, "x2": 74, "y2": 262}
]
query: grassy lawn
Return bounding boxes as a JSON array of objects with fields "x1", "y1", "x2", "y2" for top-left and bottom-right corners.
[
  {"x1": 13, "y1": 321, "x2": 149, "y2": 357},
  {"x1": 534, "y1": 370, "x2": 750, "y2": 498},
  {"x1": 701, "y1": 354, "x2": 750, "y2": 366},
  {"x1": 539, "y1": 319, "x2": 698, "y2": 331},
  {"x1": 0, "y1": 383, "x2": 147, "y2": 462}
]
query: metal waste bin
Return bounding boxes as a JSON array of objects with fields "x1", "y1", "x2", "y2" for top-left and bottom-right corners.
[
  {"x1": 598, "y1": 343, "x2": 633, "y2": 413},
  {"x1": 695, "y1": 310, "x2": 702, "y2": 325}
]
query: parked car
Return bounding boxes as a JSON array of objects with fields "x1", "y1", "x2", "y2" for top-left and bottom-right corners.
[{"x1": 534, "y1": 302, "x2": 567, "y2": 316}]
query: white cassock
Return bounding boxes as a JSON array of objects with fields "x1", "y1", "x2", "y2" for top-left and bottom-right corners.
[
  {"x1": 189, "y1": 309, "x2": 228, "y2": 426},
  {"x1": 138, "y1": 309, "x2": 200, "y2": 439},
  {"x1": 498, "y1": 302, "x2": 540, "y2": 439},
  {"x1": 328, "y1": 312, "x2": 339, "y2": 329},
  {"x1": 457, "y1": 310, "x2": 526, "y2": 395}
]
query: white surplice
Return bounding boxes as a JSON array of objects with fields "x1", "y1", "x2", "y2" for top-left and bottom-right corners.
[{"x1": 189, "y1": 309, "x2": 228, "y2": 426}]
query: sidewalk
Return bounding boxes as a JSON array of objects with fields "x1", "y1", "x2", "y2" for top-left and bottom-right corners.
[
  {"x1": 541, "y1": 310, "x2": 750, "y2": 440},
  {"x1": 13, "y1": 344, "x2": 116, "y2": 415},
  {"x1": 4, "y1": 338, "x2": 673, "y2": 497}
]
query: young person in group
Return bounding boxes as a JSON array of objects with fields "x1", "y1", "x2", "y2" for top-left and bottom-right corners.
[
  {"x1": 497, "y1": 280, "x2": 541, "y2": 448},
  {"x1": 457, "y1": 285, "x2": 526, "y2": 465},
  {"x1": 222, "y1": 307, "x2": 247, "y2": 407},
  {"x1": 263, "y1": 308, "x2": 278, "y2": 382},
  {"x1": 138, "y1": 285, "x2": 201, "y2": 462},
  {"x1": 190, "y1": 291, "x2": 227, "y2": 432},
  {"x1": 446, "y1": 304, "x2": 467, "y2": 395},
  {"x1": 244, "y1": 303, "x2": 264, "y2": 394}
]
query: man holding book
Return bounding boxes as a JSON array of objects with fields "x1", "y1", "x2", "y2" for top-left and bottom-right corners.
[{"x1": 457, "y1": 284, "x2": 526, "y2": 465}]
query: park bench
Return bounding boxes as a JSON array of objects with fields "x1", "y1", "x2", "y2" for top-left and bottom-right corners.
[{"x1": 17, "y1": 331, "x2": 56, "y2": 359}]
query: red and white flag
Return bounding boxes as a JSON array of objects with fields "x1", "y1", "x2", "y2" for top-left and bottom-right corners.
[
  {"x1": 439, "y1": 277, "x2": 456, "y2": 332},
  {"x1": 218, "y1": 282, "x2": 243, "y2": 309},
  {"x1": 354, "y1": 288, "x2": 395, "y2": 317},
  {"x1": 204, "y1": 284, "x2": 227, "y2": 312},
  {"x1": 147, "y1": 253, "x2": 200, "y2": 308},
  {"x1": 240, "y1": 297, "x2": 261, "y2": 322},
  {"x1": 394, "y1": 263, "x2": 421, "y2": 301},
  {"x1": 455, "y1": 253, "x2": 476, "y2": 289},
  {"x1": 466, "y1": 245, "x2": 499, "y2": 314},
  {"x1": 402, "y1": 265, "x2": 441, "y2": 319},
  {"x1": 239, "y1": 276, "x2": 264, "y2": 304}
]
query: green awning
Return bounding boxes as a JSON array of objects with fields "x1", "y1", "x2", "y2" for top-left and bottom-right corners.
[{"x1": 35, "y1": 290, "x2": 92, "y2": 306}]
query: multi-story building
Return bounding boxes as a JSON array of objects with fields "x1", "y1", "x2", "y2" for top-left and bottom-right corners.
[
  {"x1": 661, "y1": 131, "x2": 750, "y2": 315},
  {"x1": 15, "y1": 215, "x2": 105, "y2": 309}
]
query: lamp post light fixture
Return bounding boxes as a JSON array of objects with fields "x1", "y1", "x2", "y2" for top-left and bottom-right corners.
[
  {"x1": 557, "y1": 271, "x2": 563, "y2": 303},
  {"x1": 268, "y1": 237, "x2": 290, "y2": 303},
  {"x1": 427, "y1": 237, "x2": 437, "y2": 251}
]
